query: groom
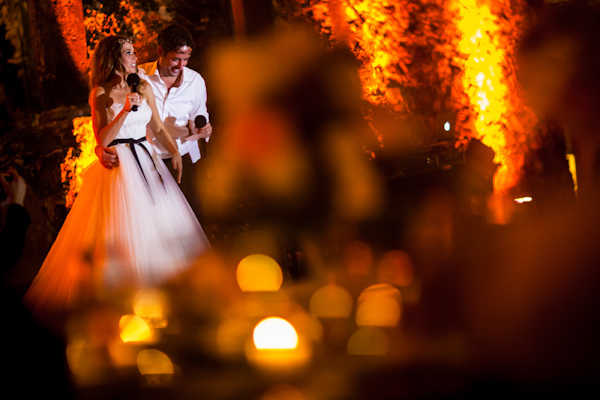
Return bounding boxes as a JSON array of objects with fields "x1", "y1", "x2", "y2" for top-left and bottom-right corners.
[{"x1": 96, "y1": 24, "x2": 212, "y2": 218}]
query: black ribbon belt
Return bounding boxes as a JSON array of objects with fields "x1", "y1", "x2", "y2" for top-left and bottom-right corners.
[{"x1": 108, "y1": 137, "x2": 164, "y2": 190}]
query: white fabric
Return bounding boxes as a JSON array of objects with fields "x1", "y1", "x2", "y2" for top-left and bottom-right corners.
[
  {"x1": 138, "y1": 61, "x2": 208, "y2": 161},
  {"x1": 24, "y1": 100, "x2": 210, "y2": 316}
]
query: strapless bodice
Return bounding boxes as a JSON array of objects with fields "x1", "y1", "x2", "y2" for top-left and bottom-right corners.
[{"x1": 107, "y1": 99, "x2": 152, "y2": 140}]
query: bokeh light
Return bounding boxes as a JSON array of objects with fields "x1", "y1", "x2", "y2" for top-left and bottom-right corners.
[
  {"x1": 246, "y1": 316, "x2": 311, "y2": 372},
  {"x1": 137, "y1": 349, "x2": 174, "y2": 375},
  {"x1": 309, "y1": 283, "x2": 353, "y2": 318},
  {"x1": 133, "y1": 288, "x2": 169, "y2": 328},
  {"x1": 119, "y1": 314, "x2": 154, "y2": 343},
  {"x1": 344, "y1": 241, "x2": 373, "y2": 275},
  {"x1": 263, "y1": 383, "x2": 307, "y2": 400},
  {"x1": 347, "y1": 327, "x2": 390, "y2": 356},
  {"x1": 242, "y1": 290, "x2": 292, "y2": 317},
  {"x1": 356, "y1": 284, "x2": 402, "y2": 327},
  {"x1": 216, "y1": 317, "x2": 255, "y2": 359},
  {"x1": 253, "y1": 317, "x2": 298, "y2": 350},
  {"x1": 377, "y1": 250, "x2": 415, "y2": 287},
  {"x1": 237, "y1": 254, "x2": 284, "y2": 292}
]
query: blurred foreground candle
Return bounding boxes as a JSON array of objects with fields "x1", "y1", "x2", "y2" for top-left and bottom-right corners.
[
  {"x1": 119, "y1": 314, "x2": 155, "y2": 343},
  {"x1": 356, "y1": 284, "x2": 402, "y2": 327},
  {"x1": 217, "y1": 317, "x2": 255, "y2": 360},
  {"x1": 309, "y1": 283, "x2": 353, "y2": 318},
  {"x1": 263, "y1": 383, "x2": 307, "y2": 400},
  {"x1": 377, "y1": 250, "x2": 415, "y2": 287},
  {"x1": 377, "y1": 250, "x2": 421, "y2": 305},
  {"x1": 254, "y1": 317, "x2": 298, "y2": 349},
  {"x1": 237, "y1": 254, "x2": 284, "y2": 292},
  {"x1": 133, "y1": 288, "x2": 169, "y2": 328},
  {"x1": 347, "y1": 327, "x2": 389, "y2": 356},
  {"x1": 137, "y1": 349, "x2": 175, "y2": 386},
  {"x1": 246, "y1": 317, "x2": 311, "y2": 372}
]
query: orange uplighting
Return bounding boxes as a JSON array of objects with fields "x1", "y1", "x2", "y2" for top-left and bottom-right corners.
[
  {"x1": 61, "y1": 117, "x2": 97, "y2": 207},
  {"x1": 308, "y1": 0, "x2": 537, "y2": 193},
  {"x1": 449, "y1": 0, "x2": 537, "y2": 193},
  {"x1": 56, "y1": 0, "x2": 88, "y2": 76}
]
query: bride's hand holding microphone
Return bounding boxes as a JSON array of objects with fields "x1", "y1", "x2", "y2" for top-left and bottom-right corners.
[{"x1": 124, "y1": 92, "x2": 141, "y2": 113}]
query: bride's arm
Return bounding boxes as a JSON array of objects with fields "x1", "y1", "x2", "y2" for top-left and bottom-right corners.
[
  {"x1": 141, "y1": 82, "x2": 183, "y2": 183},
  {"x1": 90, "y1": 86, "x2": 136, "y2": 147}
]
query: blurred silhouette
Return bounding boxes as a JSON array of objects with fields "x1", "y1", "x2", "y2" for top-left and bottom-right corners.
[
  {"x1": 1, "y1": 167, "x2": 29, "y2": 274},
  {"x1": 518, "y1": 1, "x2": 600, "y2": 205},
  {"x1": 1, "y1": 167, "x2": 73, "y2": 398}
]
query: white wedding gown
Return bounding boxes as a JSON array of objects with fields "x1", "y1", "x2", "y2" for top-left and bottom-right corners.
[{"x1": 25, "y1": 99, "x2": 210, "y2": 315}]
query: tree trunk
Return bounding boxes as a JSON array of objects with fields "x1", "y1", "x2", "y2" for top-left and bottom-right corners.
[{"x1": 26, "y1": 0, "x2": 88, "y2": 111}]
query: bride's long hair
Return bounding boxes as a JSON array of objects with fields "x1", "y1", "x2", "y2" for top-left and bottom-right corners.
[{"x1": 89, "y1": 35, "x2": 133, "y2": 88}]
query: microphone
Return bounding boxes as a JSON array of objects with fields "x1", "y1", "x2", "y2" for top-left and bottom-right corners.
[
  {"x1": 126, "y1": 73, "x2": 140, "y2": 112},
  {"x1": 195, "y1": 115, "x2": 209, "y2": 142},
  {"x1": 195, "y1": 115, "x2": 207, "y2": 128}
]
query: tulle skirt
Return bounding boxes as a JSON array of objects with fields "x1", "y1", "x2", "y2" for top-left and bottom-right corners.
[{"x1": 24, "y1": 141, "x2": 210, "y2": 316}]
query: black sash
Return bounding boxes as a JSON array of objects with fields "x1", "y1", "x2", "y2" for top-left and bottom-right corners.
[{"x1": 108, "y1": 137, "x2": 164, "y2": 189}]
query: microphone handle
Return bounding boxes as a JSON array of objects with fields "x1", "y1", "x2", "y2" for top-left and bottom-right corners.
[{"x1": 131, "y1": 84, "x2": 138, "y2": 112}]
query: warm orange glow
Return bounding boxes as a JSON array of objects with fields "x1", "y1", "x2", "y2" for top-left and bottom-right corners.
[
  {"x1": 137, "y1": 349, "x2": 174, "y2": 375},
  {"x1": 119, "y1": 314, "x2": 154, "y2": 343},
  {"x1": 133, "y1": 288, "x2": 169, "y2": 328},
  {"x1": 61, "y1": 117, "x2": 97, "y2": 207},
  {"x1": 309, "y1": 283, "x2": 353, "y2": 318},
  {"x1": 355, "y1": 283, "x2": 402, "y2": 327},
  {"x1": 308, "y1": 0, "x2": 536, "y2": 193},
  {"x1": 253, "y1": 317, "x2": 298, "y2": 350},
  {"x1": 449, "y1": 0, "x2": 536, "y2": 193},
  {"x1": 344, "y1": 240, "x2": 373, "y2": 275},
  {"x1": 216, "y1": 317, "x2": 255, "y2": 358},
  {"x1": 514, "y1": 196, "x2": 533, "y2": 204},
  {"x1": 245, "y1": 340, "x2": 311, "y2": 372},
  {"x1": 323, "y1": 1, "x2": 412, "y2": 114},
  {"x1": 246, "y1": 317, "x2": 311, "y2": 371},
  {"x1": 237, "y1": 254, "x2": 284, "y2": 292},
  {"x1": 242, "y1": 291, "x2": 292, "y2": 317},
  {"x1": 56, "y1": 0, "x2": 88, "y2": 76},
  {"x1": 263, "y1": 384, "x2": 307, "y2": 400},
  {"x1": 84, "y1": 1, "x2": 163, "y2": 61},
  {"x1": 377, "y1": 250, "x2": 415, "y2": 287},
  {"x1": 347, "y1": 326, "x2": 389, "y2": 356},
  {"x1": 567, "y1": 153, "x2": 578, "y2": 198}
]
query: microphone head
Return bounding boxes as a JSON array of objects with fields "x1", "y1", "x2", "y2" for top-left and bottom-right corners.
[
  {"x1": 126, "y1": 73, "x2": 140, "y2": 87},
  {"x1": 195, "y1": 115, "x2": 207, "y2": 128}
]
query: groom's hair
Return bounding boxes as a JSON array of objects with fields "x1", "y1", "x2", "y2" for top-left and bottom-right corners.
[{"x1": 158, "y1": 24, "x2": 195, "y2": 54}]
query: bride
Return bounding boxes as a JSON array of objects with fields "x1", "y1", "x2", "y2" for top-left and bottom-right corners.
[{"x1": 25, "y1": 36, "x2": 210, "y2": 316}]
